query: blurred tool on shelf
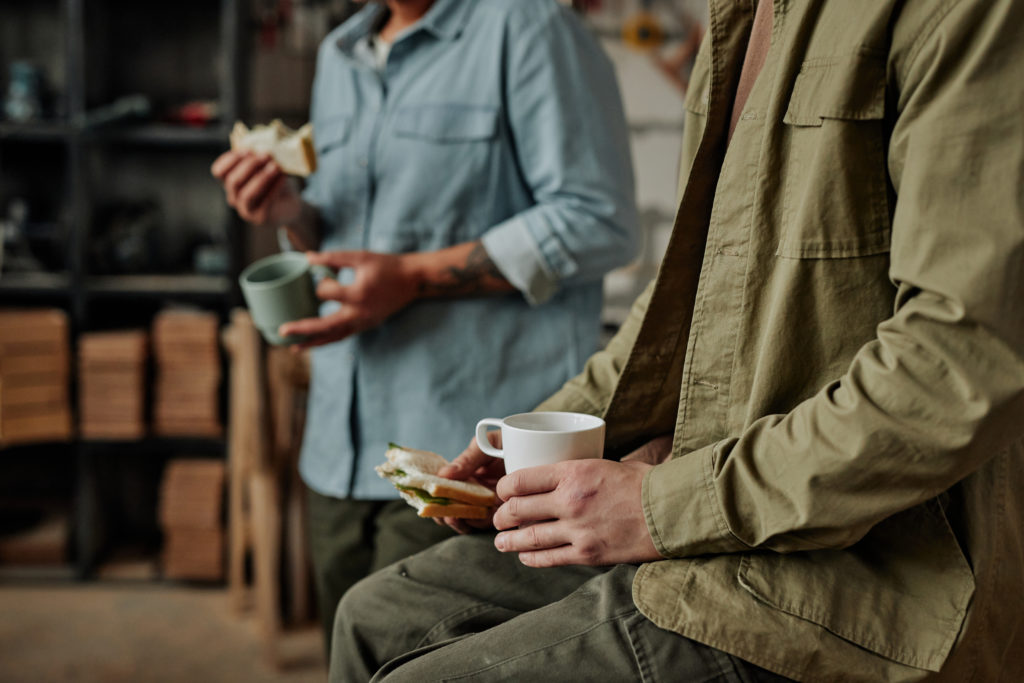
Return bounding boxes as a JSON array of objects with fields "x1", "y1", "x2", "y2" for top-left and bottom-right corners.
[
  {"x1": 0, "y1": 198, "x2": 65, "y2": 276},
  {"x1": 3, "y1": 61, "x2": 47, "y2": 123},
  {"x1": 79, "y1": 94, "x2": 151, "y2": 129}
]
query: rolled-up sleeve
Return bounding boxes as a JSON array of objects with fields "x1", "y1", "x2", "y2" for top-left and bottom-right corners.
[
  {"x1": 644, "y1": 1, "x2": 1024, "y2": 558},
  {"x1": 482, "y1": 4, "x2": 638, "y2": 305}
]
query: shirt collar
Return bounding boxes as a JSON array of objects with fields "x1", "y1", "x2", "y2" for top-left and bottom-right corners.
[
  {"x1": 416, "y1": 0, "x2": 473, "y2": 41},
  {"x1": 334, "y1": 0, "x2": 471, "y2": 53}
]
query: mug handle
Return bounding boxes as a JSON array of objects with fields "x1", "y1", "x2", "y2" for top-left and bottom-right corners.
[{"x1": 475, "y1": 418, "x2": 505, "y2": 458}]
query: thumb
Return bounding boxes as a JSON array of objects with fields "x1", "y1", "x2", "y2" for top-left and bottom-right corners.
[
  {"x1": 306, "y1": 250, "x2": 363, "y2": 270},
  {"x1": 439, "y1": 440, "x2": 493, "y2": 480}
]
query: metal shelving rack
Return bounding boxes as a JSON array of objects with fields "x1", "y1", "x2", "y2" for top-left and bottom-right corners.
[{"x1": 0, "y1": 0, "x2": 247, "y2": 579}]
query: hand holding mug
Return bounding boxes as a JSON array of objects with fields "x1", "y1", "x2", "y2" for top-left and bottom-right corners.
[
  {"x1": 277, "y1": 250, "x2": 424, "y2": 349},
  {"x1": 474, "y1": 412, "x2": 606, "y2": 473},
  {"x1": 238, "y1": 252, "x2": 336, "y2": 346}
]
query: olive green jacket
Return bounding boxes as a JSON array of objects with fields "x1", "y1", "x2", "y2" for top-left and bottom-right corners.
[{"x1": 537, "y1": 1, "x2": 1024, "y2": 680}]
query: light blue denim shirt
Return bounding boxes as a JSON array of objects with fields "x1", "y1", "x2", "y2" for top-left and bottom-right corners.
[{"x1": 298, "y1": 0, "x2": 637, "y2": 499}]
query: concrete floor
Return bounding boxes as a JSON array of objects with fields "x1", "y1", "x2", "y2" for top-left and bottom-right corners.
[{"x1": 0, "y1": 583, "x2": 326, "y2": 683}]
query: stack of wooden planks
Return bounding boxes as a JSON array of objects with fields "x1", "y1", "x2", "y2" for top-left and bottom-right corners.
[
  {"x1": 0, "y1": 309, "x2": 73, "y2": 446},
  {"x1": 78, "y1": 330, "x2": 148, "y2": 440},
  {"x1": 152, "y1": 310, "x2": 222, "y2": 438},
  {"x1": 159, "y1": 458, "x2": 225, "y2": 581}
]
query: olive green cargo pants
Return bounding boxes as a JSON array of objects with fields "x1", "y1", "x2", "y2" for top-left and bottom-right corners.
[
  {"x1": 331, "y1": 534, "x2": 792, "y2": 682},
  {"x1": 306, "y1": 488, "x2": 455, "y2": 654}
]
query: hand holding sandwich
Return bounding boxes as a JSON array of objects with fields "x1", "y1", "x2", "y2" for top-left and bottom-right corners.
[{"x1": 211, "y1": 150, "x2": 303, "y2": 230}]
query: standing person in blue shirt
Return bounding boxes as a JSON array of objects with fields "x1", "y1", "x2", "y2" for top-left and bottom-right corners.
[{"x1": 212, "y1": 0, "x2": 636, "y2": 649}]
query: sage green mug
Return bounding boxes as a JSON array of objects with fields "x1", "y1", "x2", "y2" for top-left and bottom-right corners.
[{"x1": 238, "y1": 252, "x2": 332, "y2": 345}]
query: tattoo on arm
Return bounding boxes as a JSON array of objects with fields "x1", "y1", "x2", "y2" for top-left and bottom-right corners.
[{"x1": 418, "y1": 242, "x2": 510, "y2": 298}]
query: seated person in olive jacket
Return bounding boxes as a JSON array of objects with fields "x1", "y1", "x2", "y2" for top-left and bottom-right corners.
[{"x1": 330, "y1": 1, "x2": 1024, "y2": 681}]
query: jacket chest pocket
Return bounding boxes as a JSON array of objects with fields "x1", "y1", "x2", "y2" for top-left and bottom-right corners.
[{"x1": 777, "y1": 53, "x2": 891, "y2": 259}]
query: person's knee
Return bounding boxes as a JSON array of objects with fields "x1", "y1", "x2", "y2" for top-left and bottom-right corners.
[
  {"x1": 333, "y1": 568, "x2": 389, "y2": 643},
  {"x1": 330, "y1": 568, "x2": 404, "y2": 681}
]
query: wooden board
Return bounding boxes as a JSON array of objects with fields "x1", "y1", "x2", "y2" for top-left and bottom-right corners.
[
  {"x1": 0, "y1": 352, "x2": 70, "y2": 377},
  {"x1": 0, "y1": 383, "x2": 68, "y2": 407},
  {"x1": 79, "y1": 422, "x2": 146, "y2": 440},
  {"x1": 0, "y1": 410, "x2": 73, "y2": 445},
  {"x1": 0, "y1": 309, "x2": 69, "y2": 345},
  {"x1": 79, "y1": 330, "x2": 149, "y2": 362}
]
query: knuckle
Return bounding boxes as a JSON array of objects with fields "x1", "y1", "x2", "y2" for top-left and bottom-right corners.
[
  {"x1": 520, "y1": 552, "x2": 544, "y2": 569},
  {"x1": 508, "y1": 496, "x2": 522, "y2": 521},
  {"x1": 527, "y1": 524, "x2": 542, "y2": 550},
  {"x1": 509, "y1": 470, "x2": 526, "y2": 493},
  {"x1": 563, "y1": 489, "x2": 588, "y2": 516},
  {"x1": 577, "y1": 537, "x2": 601, "y2": 563}
]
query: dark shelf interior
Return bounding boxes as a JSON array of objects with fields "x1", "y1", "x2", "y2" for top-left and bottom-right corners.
[
  {"x1": 84, "y1": 123, "x2": 230, "y2": 148},
  {"x1": 84, "y1": 1, "x2": 223, "y2": 115},
  {"x1": 0, "y1": 0, "x2": 245, "y2": 580},
  {"x1": 0, "y1": 121, "x2": 73, "y2": 142}
]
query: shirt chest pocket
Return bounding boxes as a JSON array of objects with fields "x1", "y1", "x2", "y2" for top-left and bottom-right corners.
[
  {"x1": 313, "y1": 114, "x2": 353, "y2": 158},
  {"x1": 393, "y1": 104, "x2": 500, "y2": 143},
  {"x1": 777, "y1": 53, "x2": 891, "y2": 259},
  {"x1": 385, "y1": 104, "x2": 502, "y2": 245}
]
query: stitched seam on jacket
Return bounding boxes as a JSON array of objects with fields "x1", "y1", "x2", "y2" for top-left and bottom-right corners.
[
  {"x1": 674, "y1": 0, "x2": 728, "y2": 440},
  {"x1": 901, "y1": 0, "x2": 963, "y2": 79},
  {"x1": 799, "y1": 46, "x2": 886, "y2": 70},
  {"x1": 703, "y1": 444, "x2": 749, "y2": 548},
  {"x1": 723, "y1": 35, "x2": 787, "y2": 435}
]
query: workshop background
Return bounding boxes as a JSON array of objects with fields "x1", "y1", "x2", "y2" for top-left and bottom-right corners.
[{"x1": 0, "y1": 0, "x2": 705, "y2": 680}]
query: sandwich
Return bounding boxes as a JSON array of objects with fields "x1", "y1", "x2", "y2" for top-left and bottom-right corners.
[
  {"x1": 376, "y1": 444, "x2": 498, "y2": 519},
  {"x1": 229, "y1": 119, "x2": 317, "y2": 177}
]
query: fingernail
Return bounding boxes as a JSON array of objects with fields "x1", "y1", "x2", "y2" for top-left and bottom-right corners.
[{"x1": 494, "y1": 534, "x2": 505, "y2": 551}]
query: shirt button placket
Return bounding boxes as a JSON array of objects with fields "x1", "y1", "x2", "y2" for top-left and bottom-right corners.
[{"x1": 362, "y1": 81, "x2": 385, "y2": 250}]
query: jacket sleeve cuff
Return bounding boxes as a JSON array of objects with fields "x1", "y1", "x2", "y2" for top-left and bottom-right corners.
[
  {"x1": 481, "y1": 216, "x2": 560, "y2": 306},
  {"x1": 643, "y1": 442, "x2": 750, "y2": 557}
]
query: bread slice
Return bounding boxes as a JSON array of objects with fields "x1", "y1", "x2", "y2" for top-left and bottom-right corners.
[
  {"x1": 377, "y1": 444, "x2": 499, "y2": 517},
  {"x1": 397, "y1": 491, "x2": 492, "y2": 519},
  {"x1": 229, "y1": 120, "x2": 317, "y2": 177}
]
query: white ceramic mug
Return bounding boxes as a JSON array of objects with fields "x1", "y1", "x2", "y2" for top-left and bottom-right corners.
[{"x1": 475, "y1": 411, "x2": 606, "y2": 473}]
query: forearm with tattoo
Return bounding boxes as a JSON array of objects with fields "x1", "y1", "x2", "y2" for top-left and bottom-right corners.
[{"x1": 408, "y1": 241, "x2": 515, "y2": 300}]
